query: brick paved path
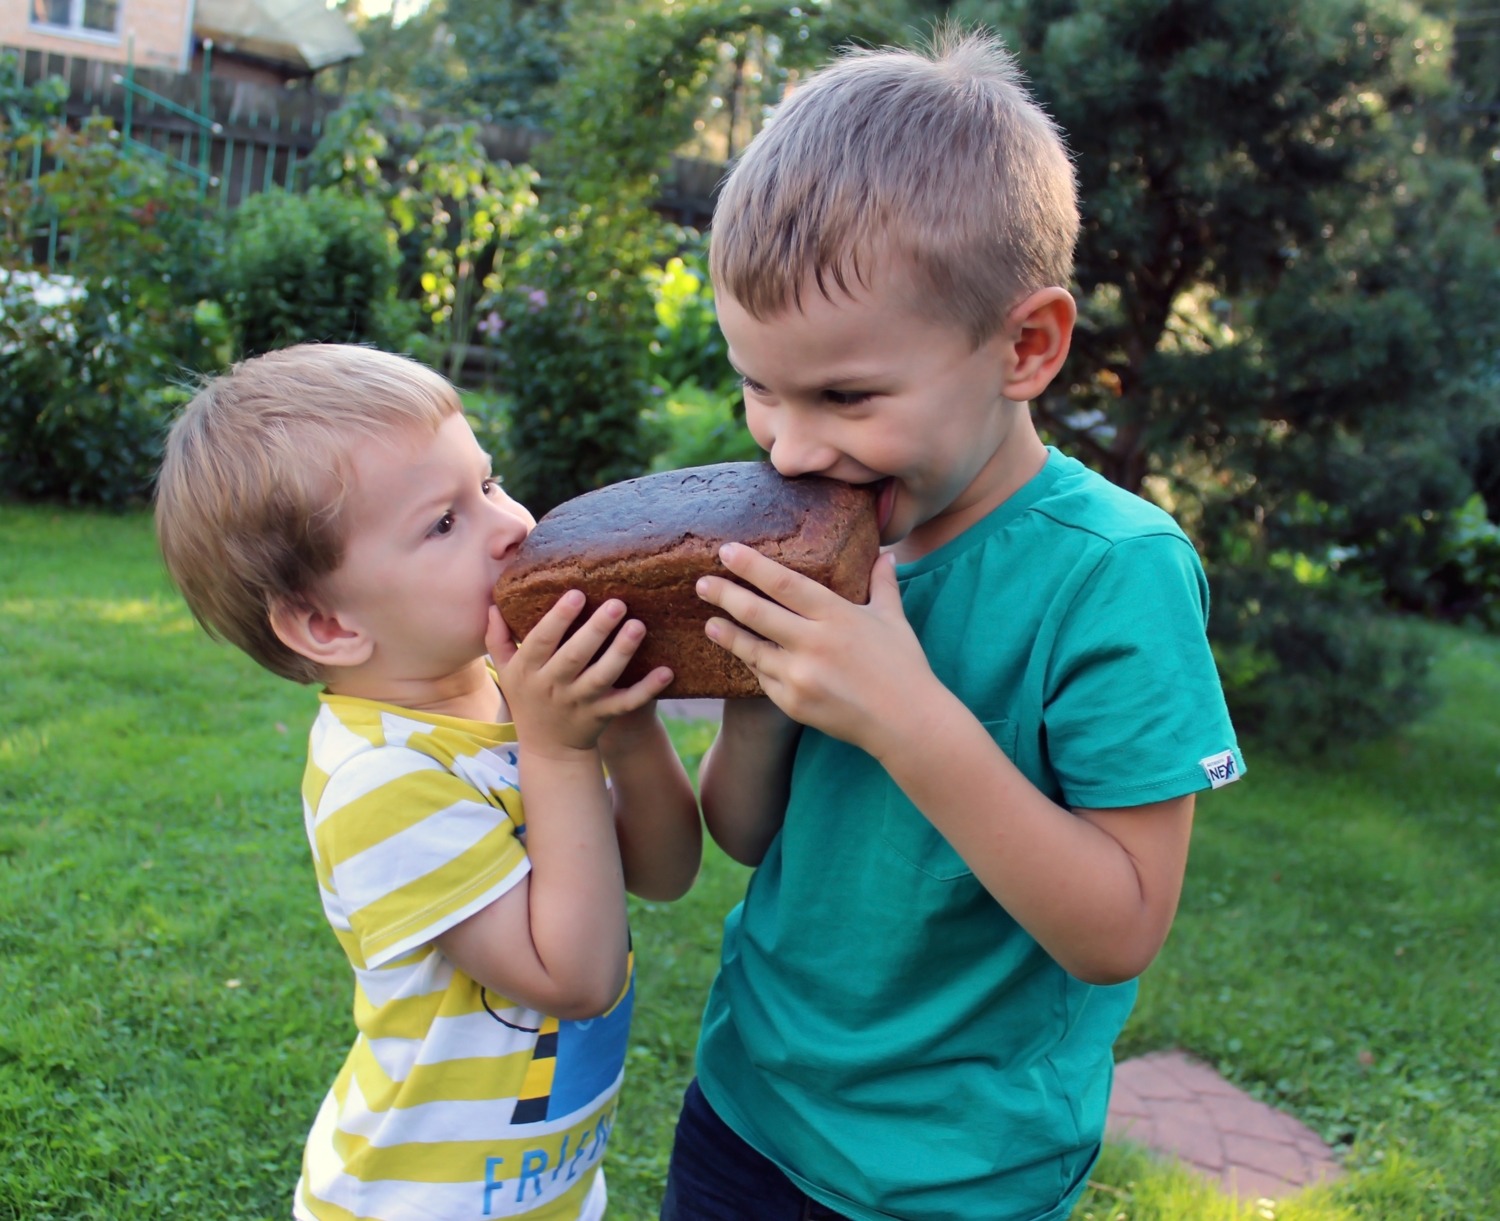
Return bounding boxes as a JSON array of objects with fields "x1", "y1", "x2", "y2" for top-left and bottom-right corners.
[{"x1": 1108, "y1": 1051, "x2": 1343, "y2": 1201}]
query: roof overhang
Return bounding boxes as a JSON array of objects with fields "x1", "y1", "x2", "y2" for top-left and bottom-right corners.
[{"x1": 194, "y1": 0, "x2": 363, "y2": 73}]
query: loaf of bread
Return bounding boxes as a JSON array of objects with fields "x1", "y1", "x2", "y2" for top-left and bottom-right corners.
[{"x1": 493, "y1": 462, "x2": 880, "y2": 698}]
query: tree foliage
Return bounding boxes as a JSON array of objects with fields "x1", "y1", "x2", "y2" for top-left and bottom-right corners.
[
  {"x1": 458, "y1": 0, "x2": 903, "y2": 512},
  {"x1": 952, "y1": 0, "x2": 1500, "y2": 744}
]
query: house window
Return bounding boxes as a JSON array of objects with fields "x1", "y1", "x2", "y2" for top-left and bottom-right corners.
[{"x1": 30, "y1": 0, "x2": 121, "y2": 38}]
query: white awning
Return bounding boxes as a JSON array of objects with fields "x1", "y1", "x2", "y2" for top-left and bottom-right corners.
[{"x1": 194, "y1": 0, "x2": 364, "y2": 72}]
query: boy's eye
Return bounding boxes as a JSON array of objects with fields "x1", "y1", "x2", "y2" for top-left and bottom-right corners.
[
  {"x1": 482, "y1": 478, "x2": 500, "y2": 496},
  {"x1": 824, "y1": 389, "x2": 873, "y2": 406},
  {"x1": 741, "y1": 375, "x2": 771, "y2": 395},
  {"x1": 430, "y1": 512, "x2": 456, "y2": 537}
]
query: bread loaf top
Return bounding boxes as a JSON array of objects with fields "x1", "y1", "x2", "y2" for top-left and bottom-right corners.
[{"x1": 504, "y1": 462, "x2": 870, "y2": 575}]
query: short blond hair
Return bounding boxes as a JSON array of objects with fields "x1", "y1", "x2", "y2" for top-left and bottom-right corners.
[
  {"x1": 710, "y1": 28, "x2": 1078, "y2": 343},
  {"x1": 155, "y1": 345, "x2": 460, "y2": 684}
]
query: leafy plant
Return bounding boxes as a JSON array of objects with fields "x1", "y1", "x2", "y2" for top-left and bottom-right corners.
[
  {"x1": 641, "y1": 248, "x2": 759, "y2": 471},
  {"x1": 484, "y1": 200, "x2": 669, "y2": 511},
  {"x1": 307, "y1": 95, "x2": 539, "y2": 380},
  {"x1": 645, "y1": 249, "x2": 736, "y2": 395},
  {"x1": 218, "y1": 187, "x2": 413, "y2": 357},
  {"x1": 644, "y1": 380, "x2": 763, "y2": 472},
  {"x1": 1, "y1": 116, "x2": 227, "y2": 504}
]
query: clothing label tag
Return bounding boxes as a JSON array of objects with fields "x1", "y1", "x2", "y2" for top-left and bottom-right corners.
[{"x1": 1199, "y1": 750, "x2": 1240, "y2": 789}]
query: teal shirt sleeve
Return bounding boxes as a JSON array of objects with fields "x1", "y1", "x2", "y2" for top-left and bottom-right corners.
[{"x1": 1044, "y1": 532, "x2": 1244, "y2": 808}]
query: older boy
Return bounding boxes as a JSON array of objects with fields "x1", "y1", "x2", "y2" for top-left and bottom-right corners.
[
  {"x1": 155, "y1": 345, "x2": 702, "y2": 1221},
  {"x1": 662, "y1": 33, "x2": 1244, "y2": 1221}
]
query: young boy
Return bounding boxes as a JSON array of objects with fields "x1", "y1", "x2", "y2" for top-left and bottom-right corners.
[
  {"x1": 154, "y1": 344, "x2": 702, "y2": 1221},
  {"x1": 662, "y1": 32, "x2": 1244, "y2": 1221}
]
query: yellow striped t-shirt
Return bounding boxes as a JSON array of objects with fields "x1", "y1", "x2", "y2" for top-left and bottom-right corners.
[{"x1": 293, "y1": 693, "x2": 633, "y2": 1221}]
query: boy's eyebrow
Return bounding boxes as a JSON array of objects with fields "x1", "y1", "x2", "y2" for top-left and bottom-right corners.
[{"x1": 735, "y1": 364, "x2": 892, "y2": 392}]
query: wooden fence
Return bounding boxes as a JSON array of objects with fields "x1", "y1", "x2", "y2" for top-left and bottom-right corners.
[
  {"x1": 7, "y1": 46, "x2": 723, "y2": 220},
  {"x1": 5, "y1": 45, "x2": 552, "y2": 207}
]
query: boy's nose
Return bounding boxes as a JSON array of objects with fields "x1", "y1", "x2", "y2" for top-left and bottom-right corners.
[
  {"x1": 768, "y1": 427, "x2": 842, "y2": 480},
  {"x1": 489, "y1": 507, "x2": 532, "y2": 560}
]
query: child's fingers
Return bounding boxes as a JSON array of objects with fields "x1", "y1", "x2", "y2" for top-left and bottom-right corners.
[
  {"x1": 717, "y1": 543, "x2": 834, "y2": 616},
  {"x1": 577, "y1": 617, "x2": 649, "y2": 690},
  {"x1": 548, "y1": 598, "x2": 629, "y2": 678},
  {"x1": 517, "y1": 589, "x2": 587, "y2": 660},
  {"x1": 697, "y1": 572, "x2": 805, "y2": 648},
  {"x1": 486, "y1": 606, "x2": 518, "y2": 667},
  {"x1": 704, "y1": 615, "x2": 782, "y2": 680},
  {"x1": 595, "y1": 666, "x2": 675, "y2": 717}
]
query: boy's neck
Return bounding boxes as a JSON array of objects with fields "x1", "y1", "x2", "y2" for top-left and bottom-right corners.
[
  {"x1": 893, "y1": 407, "x2": 1050, "y2": 564},
  {"x1": 325, "y1": 656, "x2": 506, "y2": 724}
]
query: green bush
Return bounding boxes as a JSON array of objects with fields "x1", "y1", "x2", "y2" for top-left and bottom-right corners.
[
  {"x1": 484, "y1": 201, "x2": 667, "y2": 514},
  {"x1": 1, "y1": 118, "x2": 227, "y2": 505},
  {"x1": 218, "y1": 188, "x2": 414, "y2": 357},
  {"x1": 645, "y1": 251, "x2": 736, "y2": 396},
  {"x1": 641, "y1": 250, "x2": 760, "y2": 472},
  {"x1": 1209, "y1": 563, "x2": 1435, "y2": 754},
  {"x1": 644, "y1": 380, "x2": 763, "y2": 472},
  {"x1": 0, "y1": 277, "x2": 219, "y2": 504}
]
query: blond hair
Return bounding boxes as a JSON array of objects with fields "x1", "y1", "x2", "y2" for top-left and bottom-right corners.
[
  {"x1": 155, "y1": 344, "x2": 461, "y2": 684},
  {"x1": 710, "y1": 28, "x2": 1078, "y2": 343}
]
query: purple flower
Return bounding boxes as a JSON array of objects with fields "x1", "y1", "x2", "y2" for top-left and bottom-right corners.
[
  {"x1": 527, "y1": 288, "x2": 549, "y2": 311},
  {"x1": 477, "y1": 311, "x2": 505, "y2": 339}
]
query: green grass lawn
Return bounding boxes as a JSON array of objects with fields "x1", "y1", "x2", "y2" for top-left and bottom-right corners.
[{"x1": 0, "y1": 505, "x2": 1495, "y2": 1221}]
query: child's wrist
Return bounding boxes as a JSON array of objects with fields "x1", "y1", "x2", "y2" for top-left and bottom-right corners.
[
  {"x1": 517, "y1": 738, "x2": 602, "y2": 767},
  {"x1": 722, "y1": 697, "x2": 797, "y2": 739},
  {"x1": 861, "y1": 672, "x2": 958, "y2": 767}
]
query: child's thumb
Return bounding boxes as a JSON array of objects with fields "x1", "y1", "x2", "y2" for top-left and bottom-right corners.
[
  {"x1": 487, "y1": 605, "x2": 518, "y2": 664},
  {"x1": 868, "y1": 552, "x2": 903, "y2": 613}
]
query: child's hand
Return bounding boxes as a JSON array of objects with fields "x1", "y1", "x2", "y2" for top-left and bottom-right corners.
[
  {"x1": 488, "y1": 595, "x2": 672, "y2": 756},
  {"x1": 696, "y1": 544, "x2": 939, "y2": 761}
]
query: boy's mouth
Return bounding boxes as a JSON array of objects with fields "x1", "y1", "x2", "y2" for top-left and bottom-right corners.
[{"x1": 875, "y1": 478, "x2": 897, "y2": 533}]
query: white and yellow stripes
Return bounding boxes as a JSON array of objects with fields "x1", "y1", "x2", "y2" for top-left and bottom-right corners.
[{"x1": 293, "y1": 694, "x2": 625, "y2": 1221}]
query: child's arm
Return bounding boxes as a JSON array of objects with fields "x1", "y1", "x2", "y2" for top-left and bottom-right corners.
[
  {"x1": 597, "y1": 705, "x2": 702, "y2": 901},
  {"x1": 697, "y1": 698, "x2": 801, "y2": 865},
  {"x1": 696, "y1": 546, "x2": 1194, "y2": 986},
  {"x1": 435, "y1": 595, "x2": 670, "y2": 1019}
]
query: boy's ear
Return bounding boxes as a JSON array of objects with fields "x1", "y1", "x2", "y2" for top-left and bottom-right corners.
[
  {"x1": 998, "y1": 287, "x2": 1077, "y2": 404},
  {"x1": 269, "y1": 596, "x2": 374, "y2": 671}
]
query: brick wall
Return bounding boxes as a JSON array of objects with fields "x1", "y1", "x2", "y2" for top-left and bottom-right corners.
[{"x1": 0, "y1": 0, "x2": 192, "y2": 73}]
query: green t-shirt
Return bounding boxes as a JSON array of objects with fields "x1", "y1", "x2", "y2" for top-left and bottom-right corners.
[{"x1": 696, "y1": 450, "x2": 1244, "y2": 1221}]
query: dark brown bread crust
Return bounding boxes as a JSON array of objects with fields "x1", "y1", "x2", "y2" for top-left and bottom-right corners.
[{"x1": 494, "y1": 462, "x2": 880, "y2": 698}]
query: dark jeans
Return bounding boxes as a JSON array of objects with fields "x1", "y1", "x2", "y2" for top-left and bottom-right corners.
[{"x1": 660, "y1": 1079, "x2": 849, "y2": 1221}]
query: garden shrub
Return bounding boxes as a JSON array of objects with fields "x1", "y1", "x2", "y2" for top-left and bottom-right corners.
[
  {"x1": 641, "y1": 252, "x2": 760, "y2": 471},
  {"x1": 1, "y1": 117, "x2": 228, "y2": 504},
  {"x1": 645, "y1": 251, "x2": 736, "y2": 396},
  {"x1": 485, "y1": 199, "x2": 666, "y2": 514},
  {"x1": 644, "y1": 381, "x2": 762, "y2": 472},
  {"x1": 1209, "y1": 563, "x2": 1434, "y2": 754},
  {"x1": 0, "y1": 274, "x2": 214, "y2": 504},
  {"x1": 218, "y1": 188, "x2": 415, "y2": 357}
]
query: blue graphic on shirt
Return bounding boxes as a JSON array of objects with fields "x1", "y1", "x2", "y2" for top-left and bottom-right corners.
[{"x1": 547, "y1": 977, "x2": 634, "y2": 1118}]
